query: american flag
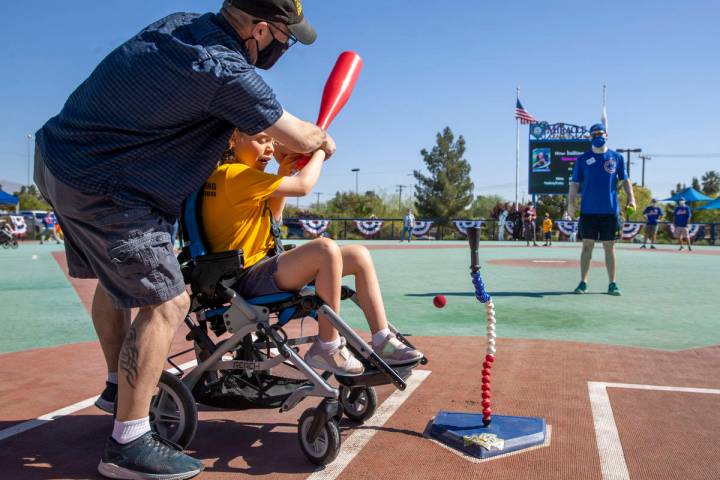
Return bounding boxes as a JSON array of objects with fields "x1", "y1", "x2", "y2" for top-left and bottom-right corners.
[{"x1": 515, "y1": 99, "x2": 537, "y2": 124}]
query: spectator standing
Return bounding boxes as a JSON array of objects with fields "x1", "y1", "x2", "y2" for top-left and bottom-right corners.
[
  {"x1": 39, "y1": 212, "x2": 61, "y2": 244},
  {"x1": 400, "y1": 209, "x2": 415, "y2": 242},
  {"x1": 497, "y1": 205, "x2": 508, "y2": 241},
  {"x1": 641, "y1": 199, "x2": 663, "y2": 249},
  {"x1": 673, "y1": 198, "x2": 692, "y2": 251},
  {"x1": 542, "y1": 212, "x2": 553, "y2": 246},
  {"x1": 523, "y1": 202, "x2": 538, "y2": 246}
]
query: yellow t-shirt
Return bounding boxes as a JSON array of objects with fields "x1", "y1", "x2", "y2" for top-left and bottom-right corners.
[
  {"x1": 542, "y1": 218, "x2": 553, "y2": 233},
  {"x1": 201, "y1": 163, "x2": 283, "y2": 267}
]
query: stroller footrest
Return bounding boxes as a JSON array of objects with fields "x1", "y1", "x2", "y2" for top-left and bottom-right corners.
[{"x1": 335, "y1": 361, "x2": 419, "y2": 388}]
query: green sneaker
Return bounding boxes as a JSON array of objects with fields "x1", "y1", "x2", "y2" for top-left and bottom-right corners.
[
  {"x1": 573, "y1": 281, "x2": 587, "y2": 294},
  {"x1": 608, "y1": 282, "x2": 621, "y2": 296}
]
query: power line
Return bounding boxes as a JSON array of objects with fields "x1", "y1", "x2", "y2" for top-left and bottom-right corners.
[{"x1": 646, "y1": 153, "x2": 720, "y2": 158}]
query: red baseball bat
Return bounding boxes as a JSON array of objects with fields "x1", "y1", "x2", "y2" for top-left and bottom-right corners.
[{"x1": 296, "y1": 51, "x2": 363, "y2": 169}]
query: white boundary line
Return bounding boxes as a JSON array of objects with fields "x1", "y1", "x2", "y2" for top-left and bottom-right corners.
[
  {"x1": 588, "y1": 381, "x2": 720, "y2": 480},
  {"x1": 307, "y1": 370, "x2": 431, "y2": 480},
  {"x1": 0, "y1": 360, "x2": 197, "y2": 442}
]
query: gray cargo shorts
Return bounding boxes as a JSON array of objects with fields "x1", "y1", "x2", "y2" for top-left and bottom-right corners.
[
  {"x1": 34, "y1": 147, "x2": 186, "y2": 309},
  {"x1": 234, "y1": 254, "x2": 285, "y2": 298}
]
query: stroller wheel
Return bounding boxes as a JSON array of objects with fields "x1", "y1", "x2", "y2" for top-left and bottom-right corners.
[
  {"x1": 11, "y1": 241, "x2": 18, "y2": 249},
  {"x1": 150, "y1": 371, "x2": 198, "y2": 448},
  {"x1": 339, "y1": 386, "x2": 377, "y2": 424},
  {"x1": 298, "y1": 408, "x2": 341, "y2": 466}
]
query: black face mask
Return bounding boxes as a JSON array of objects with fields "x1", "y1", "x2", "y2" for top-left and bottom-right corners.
[{"x1": 247, "y1": 28, "x2": 289, "y2": 70}]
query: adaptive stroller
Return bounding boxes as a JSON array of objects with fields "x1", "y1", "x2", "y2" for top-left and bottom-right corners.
[{"x1": 149, "y1": 192, "x2": 426, "y2": 465}]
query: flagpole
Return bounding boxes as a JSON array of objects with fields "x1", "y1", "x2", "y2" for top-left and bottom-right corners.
[{"x1": 515, "y1": 87, "x2": 520, "y2": 210}]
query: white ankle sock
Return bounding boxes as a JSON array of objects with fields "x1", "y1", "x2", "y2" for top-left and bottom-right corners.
[
  {"x1": 318, "y1": 337, "x2": 342, "y2": 353},
  {"x1": 107, "y1": 372, "x2": 118, "y2": 384},
  {"x1": 112, "y1": 417, "x2": 151, "y2": 444},
  {"x1": 372, "y1": 328, "x2": 391, "y2": 346}
]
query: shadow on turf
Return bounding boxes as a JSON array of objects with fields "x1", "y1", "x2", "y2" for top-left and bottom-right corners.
[
  {"x1": 406, "y1": 291, "x2": 605, "y2": 298},
  {"x1": 0, "y1": 415, "x2": 422, "y2": 478}
]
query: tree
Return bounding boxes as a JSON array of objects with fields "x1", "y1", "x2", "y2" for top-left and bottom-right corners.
[
  {"x1": 535, "y1": 195, "x2": 566, "y2": 220},
  {"x1": 701, "y1": 170, "x2": 720, "y2": 197},
  {"x1": 413, "y1": 127, "x2": 474, "y2": 221},
  {"x1": 13, "y1": 185, "x2": 51, "y2": 211},
  {"x1": 691, "y1": 177, "x2": 702, "y2": 192},
  {"x1": 325, "y1": 191, "x2": 385, "y2": 218},
  {"x1": 468, "y1": 195, "x2": 506, "y2": 218}
]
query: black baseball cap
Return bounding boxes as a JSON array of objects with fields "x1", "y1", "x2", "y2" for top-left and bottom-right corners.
[{"x1": 227, "y1": 0, "x2": 317, "y2": 45}]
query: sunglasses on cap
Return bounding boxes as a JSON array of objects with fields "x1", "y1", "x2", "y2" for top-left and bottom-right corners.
[{"x1": 590, "y1": 131, "x2": 607, "y2": 137}]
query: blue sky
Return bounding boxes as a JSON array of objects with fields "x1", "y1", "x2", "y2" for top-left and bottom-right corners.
[{"x1": 1, "y1": 0, "x2": 719, "y2": 205}]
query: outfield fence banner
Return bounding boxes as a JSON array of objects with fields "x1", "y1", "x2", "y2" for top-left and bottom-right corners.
[
  {"x1": 453, "y1": 220, "x2": 484, "y2": 236},
  {"x1": 299, "y1": 219, "x2": 330, "y2": 236},
  {"x1": 621, "y1": 222, "x2": 643, "y2": 240},
  {"x1": 9, "y1": 216, "x2": 27, "y2": 236},
  {"x1": 556, "y1": 221, "x2": 578, "y2": 236},
  {"x1": 412, "y1": 221, "x2": 433, "y2": 236},
  {"x1": 505, "y1": 220, "x2": 515, "y2": 235},
  {"x1": 668, "y1": 224, "x2": 703, "y2": 240},
  {"x1": 354, "y1": 220, "x2": 384, "y2": 237}
]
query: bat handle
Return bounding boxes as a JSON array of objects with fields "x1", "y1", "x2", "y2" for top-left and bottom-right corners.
[
  {"x1": 468, "y1": 226, "x2": 480, "y2": 272},
  {"x1": 295, "y1": 154, "x2": 311, "y2": 170}
]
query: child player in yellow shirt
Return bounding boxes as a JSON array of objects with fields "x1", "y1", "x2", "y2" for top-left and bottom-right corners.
[
  {"x1": 201, "y1": 130, "x2": 422, "y2": 376},
  {"x1": 542, "y1": 212, "x2": 553, "y2": 247}
]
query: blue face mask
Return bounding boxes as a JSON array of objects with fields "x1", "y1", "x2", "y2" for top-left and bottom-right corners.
[{"x1": 592, "y1": 136, "x2": 607, "y2": 148}]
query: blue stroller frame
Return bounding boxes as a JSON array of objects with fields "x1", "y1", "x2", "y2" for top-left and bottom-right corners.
[{"x1": 151, "y1": 192, "x2": 425, "y2": 466}]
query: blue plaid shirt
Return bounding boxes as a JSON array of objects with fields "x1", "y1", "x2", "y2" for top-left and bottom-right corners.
[{"x1": 36, "y1": 12, "x2": 283, "y2": 216}]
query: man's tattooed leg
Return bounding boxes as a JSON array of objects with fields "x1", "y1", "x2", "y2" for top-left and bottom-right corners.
[{"x1": 119, "y1": 326, "x2": 139, "y2": 388}]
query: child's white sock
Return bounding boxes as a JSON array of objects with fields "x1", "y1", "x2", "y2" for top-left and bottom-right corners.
[
  {"x1": 318, "y1": 337, "x2": 342, "y2": 353},
  {"x1": 107, "y1": 372, "x2": 118, "y2": 384},
  {"x1": 112, "y1": 417, "x2": 151, "y2": 444},
  {"x1": 372, "y1": 328, "x2": 391, "y2": 347}
]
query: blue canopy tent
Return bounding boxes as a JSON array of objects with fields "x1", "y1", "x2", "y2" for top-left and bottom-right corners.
[
  {"x1": 661, "y1": 187, "x2": 712, "y2": 203},
  {"x1": 0, "y1": 190, "x2": 19, "y2": 212},
  {"x1": 697, "y1": 197, "x2": 720, "y2": 210}
]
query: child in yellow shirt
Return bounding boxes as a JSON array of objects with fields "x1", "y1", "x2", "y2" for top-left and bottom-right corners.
[
  {"x1": 202, "y1": 130, "x2": 422, "y2": 376},
  {"x1": 542, "y1": 213, "x2": 553, "y2": 246}
]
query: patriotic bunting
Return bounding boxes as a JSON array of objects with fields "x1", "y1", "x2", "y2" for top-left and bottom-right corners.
[
  {"x1": 299, "y1": 219, "x2": 330, "y2": 236},
  {"x1": 9, "y1": 216, "x2": 27, "y2": 236},
  {"x1": 621, "y1": 222, "x2": 643, "y2": 240},
  {"x1": 453, "y1": 220, "x2": 484, "y2": 236},
  {"x1": 354, "y1": 220, "x2": 384, "y2": 237},
  {"x1": 504, "y1": 220, "x2": 515, "y2": 235},
  {"x1": 668, "y1": 224, "x2": 703, "y2": 240},
  {"x1": 412, "y1": 221, "x2": 433, "y2": 237},
  {"x1": 556, "y1": 221, "x2": 577, "y2": 237}
]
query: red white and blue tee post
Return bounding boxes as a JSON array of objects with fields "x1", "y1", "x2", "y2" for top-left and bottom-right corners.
[{"x1": 468, "y1": 226, "x2": 496, "y2": 426}]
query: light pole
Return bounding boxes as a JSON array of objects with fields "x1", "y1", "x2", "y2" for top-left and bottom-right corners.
[
  {"x1": 351, "y1": 168, "x2": 360, "y2": 195},
  {"x1": 616, "y1": 148, "x2": 641, "y2": 178},
  {"x1": 26, "y1": 133, "x2": 34, "y2": 186},
  {"x1": 638, "y1": 155, "x2": 651, "y2": 188}
]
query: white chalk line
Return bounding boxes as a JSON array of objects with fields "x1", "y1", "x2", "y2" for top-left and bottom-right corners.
[
  {"x1": 588, "y1": 381, "x2": 720, "y2": 480},
  {"x1": 0, "y1": 359, "x2": 198, "y2": 442},
  {"x1": 306, "y1": 369, "x2": 431, "y2": 480}
]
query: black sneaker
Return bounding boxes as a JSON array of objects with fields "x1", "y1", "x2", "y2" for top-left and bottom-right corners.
[
  {"x1": 98, "y1": 432, "x2": 203, "y2": 480},
  {"x1": 95, "y1": 382, "x2": 117, "y2": 414}
]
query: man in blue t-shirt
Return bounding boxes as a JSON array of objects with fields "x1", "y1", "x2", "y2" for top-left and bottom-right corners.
[
  {"x1": 33, "y1": 1, "x2": 334, "y2": 478},
  {"x1": 673, "y1": 198, "x2": 693, "y2": 251},
  {"x1": 641, "y1": 199, "x2": 663, "y2": 249},
  {"x1": 568, "y1": 123, "x2": 636, "y2": 296}
]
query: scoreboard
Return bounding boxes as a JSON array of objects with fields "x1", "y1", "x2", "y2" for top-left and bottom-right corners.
[{"x1": 528, "y1": 139, "x2": 591, "y2": 195}]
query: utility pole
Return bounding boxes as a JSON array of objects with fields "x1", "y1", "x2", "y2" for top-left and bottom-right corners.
[
  {"x1": 616, "y1": 148, "x2": 641, "y2": 178},
  {"x1": 396, "y1": 184, "x2": 410, "y2": 211},
  {"x1": 351, "y1": 168, "x2": 360, "y2": 195},
  {"x1": 638, "y1": 155, "x2": 651, "y2": 188},
  {"x1": 315, "y1": 192, "x2": 325, "y2": 211}
]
